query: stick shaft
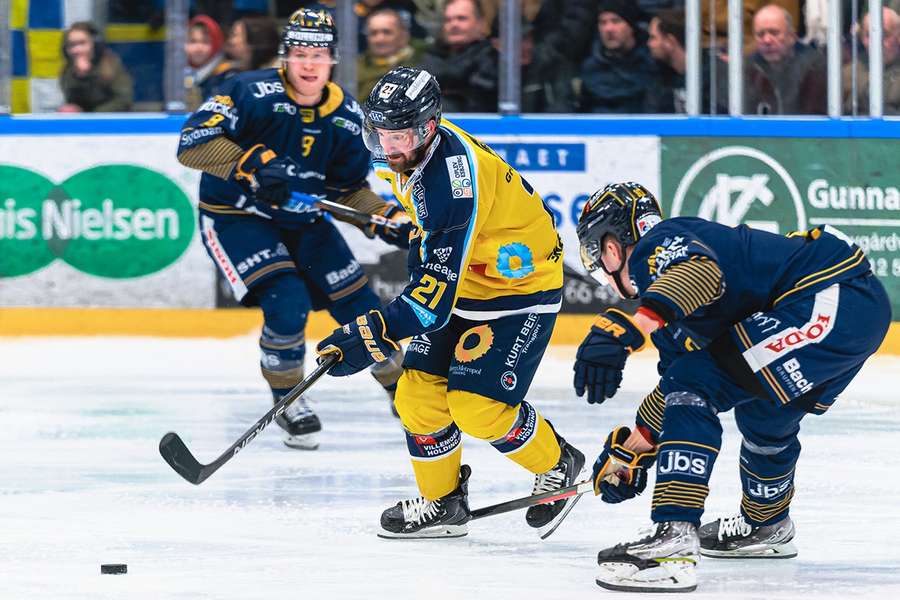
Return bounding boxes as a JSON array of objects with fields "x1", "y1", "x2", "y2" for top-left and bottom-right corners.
[
  {"x1": 159, "y1": 354, "x2": 338, "y2": 484},
  {"x1": 470, "y1": 480, "x2": 594, "y2": 520}
]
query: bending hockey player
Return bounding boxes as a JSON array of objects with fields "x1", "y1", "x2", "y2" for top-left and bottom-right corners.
[
  {"x1": 315, "y1": 67, "x2": 586, "y2": 539},
  {"x1": 573, "y1": 182, "x2": 890, "y2": 592},
  {"x1": 177, "y1": 9, "x2": 414, "y2": 450}
]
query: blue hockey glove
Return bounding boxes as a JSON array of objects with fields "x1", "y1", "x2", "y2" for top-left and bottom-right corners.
[
  {"x1": 573, "y1": 308, "x2": 648, "y2": 404},
  {"x1": 368, "y1": 204, "x2": 415, "y2": 250},
  {"x1": 232, "y1": 144, "x2": 301, "y2": 207},
  {"x1": 316, "y1": 310, "x2": 400, "y2": 377},
  {"x1": 592, "y1": 426, "x2": 657, "y2": 504}
]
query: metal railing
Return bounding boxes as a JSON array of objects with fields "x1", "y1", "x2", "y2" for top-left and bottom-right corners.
[{"x1": 0, "y1": 0, "x2": 890, "y2": 117}]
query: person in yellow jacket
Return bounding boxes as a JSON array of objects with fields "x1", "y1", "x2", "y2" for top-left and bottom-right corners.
[{"x1": 316, "y1": 66, "x2": 586, "y2": 539}]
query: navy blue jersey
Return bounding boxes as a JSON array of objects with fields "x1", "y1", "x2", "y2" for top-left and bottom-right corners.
[
  {"x1": 178, "y1": 68, "x2": 370, "y2": 219},
  {"x1": 631, "y1": 218, "x2": 870, "y2": 355}
]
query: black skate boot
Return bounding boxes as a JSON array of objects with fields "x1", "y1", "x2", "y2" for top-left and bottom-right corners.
[
  {"x1": 379, "y1": 464, "x2": 472, "y2": 539},
  {"x1": 699, "y1": 514, "x2": 797, "y2": 559},
  {"x1": 596, "y1": 521, "x2": 699, "y2": 593},
  {"x1": 525, "y1": 434, "x2": 587, "y2": 539},
  {"x1": 274, "y1": 394, "x2": 321, "y2": 450}
]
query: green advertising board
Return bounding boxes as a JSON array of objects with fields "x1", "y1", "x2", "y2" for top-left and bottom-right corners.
[
  {"x1": 661, "y1": 138, "x2": 900, "y2": 316},
  {"x1": 0, "y1": 164, "x2": 195, "y2": 279}
]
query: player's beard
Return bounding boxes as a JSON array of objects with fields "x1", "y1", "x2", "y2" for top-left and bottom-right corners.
[{"x1": 386, "y1": 143, "x2": 429, "y2": 174}]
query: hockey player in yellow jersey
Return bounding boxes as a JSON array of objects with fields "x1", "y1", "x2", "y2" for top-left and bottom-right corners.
[{"x1": 316, "y1": 67, "x2": 586, "y2": 538}]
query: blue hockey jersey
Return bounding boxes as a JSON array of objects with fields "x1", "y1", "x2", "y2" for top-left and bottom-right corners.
[
  {"x1": 632, "y1": 218, "x2": 871, "y2": 359},
  {"x1": 178, "y1": 68, "x2": 370, "y2": 222}
]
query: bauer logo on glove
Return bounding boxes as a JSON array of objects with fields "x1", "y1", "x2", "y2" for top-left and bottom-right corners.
[{"x1": 317, "y1": 310, "x2": 399, "y2": 377}]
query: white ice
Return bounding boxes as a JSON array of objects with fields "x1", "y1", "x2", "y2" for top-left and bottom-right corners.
[{"x1": 1, "y1": 335, "x2": 899, "y2": 599}]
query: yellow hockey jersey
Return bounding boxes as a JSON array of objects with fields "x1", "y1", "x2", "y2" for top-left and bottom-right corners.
[{"x1": 376, "y1": 119, "x2": 563, "y2": 340}]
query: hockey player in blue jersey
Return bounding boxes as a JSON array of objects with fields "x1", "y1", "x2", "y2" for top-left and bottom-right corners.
[
  {"x1": 176, "y1": 9, "x2": 414, "y2": 450},
  {"x1": 573, "y1": 182, "x2": 890, "y2": 592}
]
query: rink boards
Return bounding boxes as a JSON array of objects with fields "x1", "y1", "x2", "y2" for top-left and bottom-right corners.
[{"x1": 0, "y1": 115, "x2": 898, "y2": 352}]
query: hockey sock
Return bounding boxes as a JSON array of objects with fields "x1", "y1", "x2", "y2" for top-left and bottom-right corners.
[
  {"x1": 651, "y1": 391, "x2": 723, "y2": 525},
  {"x1": 739, "y1": 437, "x2": 799, "y2": 526}
]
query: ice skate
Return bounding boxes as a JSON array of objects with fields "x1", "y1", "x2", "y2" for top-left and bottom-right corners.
[
  {"x1": 525, "y1": 434, "x2": 587, "y2": 539},
  {"x1": 275, "y1": 394, "x2": 321, "y2": 450},
  {"x1": 699, "y1": 514, "x2": 797, "y2": 559},
  {"x1": 596, "y1": 521, "x2": 699, "y2": 593},
  {"x1": 379, "y1": 465, "x2": 472, "y2": 539}
]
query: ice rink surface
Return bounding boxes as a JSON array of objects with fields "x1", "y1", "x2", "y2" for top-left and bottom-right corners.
[{"x1": 2, "y1": 335, "x2": 899, "y2": 599}]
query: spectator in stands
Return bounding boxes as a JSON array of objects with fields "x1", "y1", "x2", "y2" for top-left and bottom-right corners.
[
  {"x1": 354, "y1": 1, "x2": 429, "y2": 48},
  {"x1": 745, "y1": 4, "x2": 827, "y2": 114},
  {"x1": 184, "y1": 15, "x2": 238, "y2": 110},
  {"x1": 843, "y1": 7, "x2": 900, "y2": 115},
  {"x1": 645, "y1": 9, "x2": 728, "y2": 114},
  {"x1": 578, "y1": 0, "x2": 657, "y2": 113},
  {"x1": 59, "y1": 22, "x2": 133, "y2": 112},
  {"x1": 357, "y1": 8, "x2": 425, "y2": 99},
  {"x1": 521, "y1": 0, "x2": 596, "y2": 112},
  {"x1": 227, "y1": 16, "x2": 281, "y2": 71},
  {"x1": 419, "y1": 0, "x2": 498, "y2": 112}
]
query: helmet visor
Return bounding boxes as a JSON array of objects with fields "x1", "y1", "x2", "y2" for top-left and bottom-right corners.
[
  {"x1": 363, "y1": 120, "x2": 431, "y2": 160},
  {"x1": 580, "y1": 238, "x2": 604, "y2": 275}
]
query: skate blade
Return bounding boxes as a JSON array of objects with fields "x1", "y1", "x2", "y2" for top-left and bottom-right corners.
[
  {"x1": 377, "y1": 524, "x2": 468, "y2": 539},
  {"x1": 596, "y1": 562, "x2": 697, "y2": 593},
  {"x1": 282, "y1": 432, "x2": 319, "y2": 450},
  {"x1": 537, "y1": 467, "x2": 590, "y2": 540},
  {"x1": 595, "y1": 577, "x2": 697, "y2": 594},
  {"x1": 700, "y1": 540, "x2": 797, "y2": 559}
]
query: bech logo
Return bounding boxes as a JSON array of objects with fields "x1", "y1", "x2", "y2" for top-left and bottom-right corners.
[{"x1": 671, "y1": 146, "x2": 806, "y2": 234}]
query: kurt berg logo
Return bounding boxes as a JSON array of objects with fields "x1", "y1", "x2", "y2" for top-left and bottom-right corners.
[
  {"x1": 671, "y1": 146, "x2": 807, "y2": 233},
  {"x1": 0, "y1": 164, "x2": 194, "y2": 278}
]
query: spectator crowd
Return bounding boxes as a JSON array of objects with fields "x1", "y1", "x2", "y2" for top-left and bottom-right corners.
[{"x1": 50, "y1": 0, "x2": 900, "y2": 115}]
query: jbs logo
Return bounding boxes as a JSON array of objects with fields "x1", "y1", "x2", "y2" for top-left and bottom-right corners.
[
  {"x1": 781, "y1": 357, "x2": 814, "y2": 394},
  {"x1": 658, "y1": 450, "x2": 709, "y2": 477},
  {"x1": 765, "y1": 314, "x2": 831, "y2": 353},
  {"x1": 252, "y1": 81, "x2": 284, "y2": 98},
  {"x1": 746, "y1": 477, "x2": 792, "y2": 499}
]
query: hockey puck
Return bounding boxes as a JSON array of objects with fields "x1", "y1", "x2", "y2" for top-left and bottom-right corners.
[{"x1": 101, "y1": 563, "x2": 127, "y2": 575}]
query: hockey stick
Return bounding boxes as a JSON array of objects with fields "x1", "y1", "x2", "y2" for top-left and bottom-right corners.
[
  {"x1": 470, "y1": 479, "x2": 594, "y2": 520},
  {"x1": 315, "y1": 197, "x2": 402, "y2": 230},
  {"x1": 159, "y1": 354, "x2": 338, "y2": 485}
]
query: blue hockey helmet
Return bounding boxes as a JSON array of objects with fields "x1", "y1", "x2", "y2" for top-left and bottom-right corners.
[{"x1": 279, "y1": 8, "x2": 339, "y2": 61}]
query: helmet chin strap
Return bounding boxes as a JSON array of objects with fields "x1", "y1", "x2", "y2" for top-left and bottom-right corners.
[
  {"x1": 611, "y1": 269, "x2": 637, "y2": 301},
  {"x1": 606, "y1": 241, "x2": 637, "y2": 300}
]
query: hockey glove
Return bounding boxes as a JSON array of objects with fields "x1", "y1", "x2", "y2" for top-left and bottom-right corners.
[
  {"x1": 368, "y1": 204, "x2": 415, "y2": 250},
  {"x1": 592, "y1": 426, "x2": 657, "y2": 504},
  {"x1": 232, "y1": 144, "x2": 301, "y2": 207},
  {"x1": 573, "y1": 308, "x2": 648, "y2": 405},
  {"x1": 316, "y1": 310, "x2": 400, "y2": 377}
]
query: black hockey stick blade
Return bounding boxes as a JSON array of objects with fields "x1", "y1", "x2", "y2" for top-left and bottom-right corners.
[
  {"x1": 470, "y1": 480, "x2": 594, "y2": 521},
  {"x1": 159, "y1": 431, "x2": 208, "y2": 484},
  {"x1": 158, "y1": 354, "x2": 338, "y2": 485}
]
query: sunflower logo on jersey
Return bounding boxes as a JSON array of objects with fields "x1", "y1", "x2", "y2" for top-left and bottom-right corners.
[{"x1": 454, "y1": 324, "x2": 494, "y2": 363}]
